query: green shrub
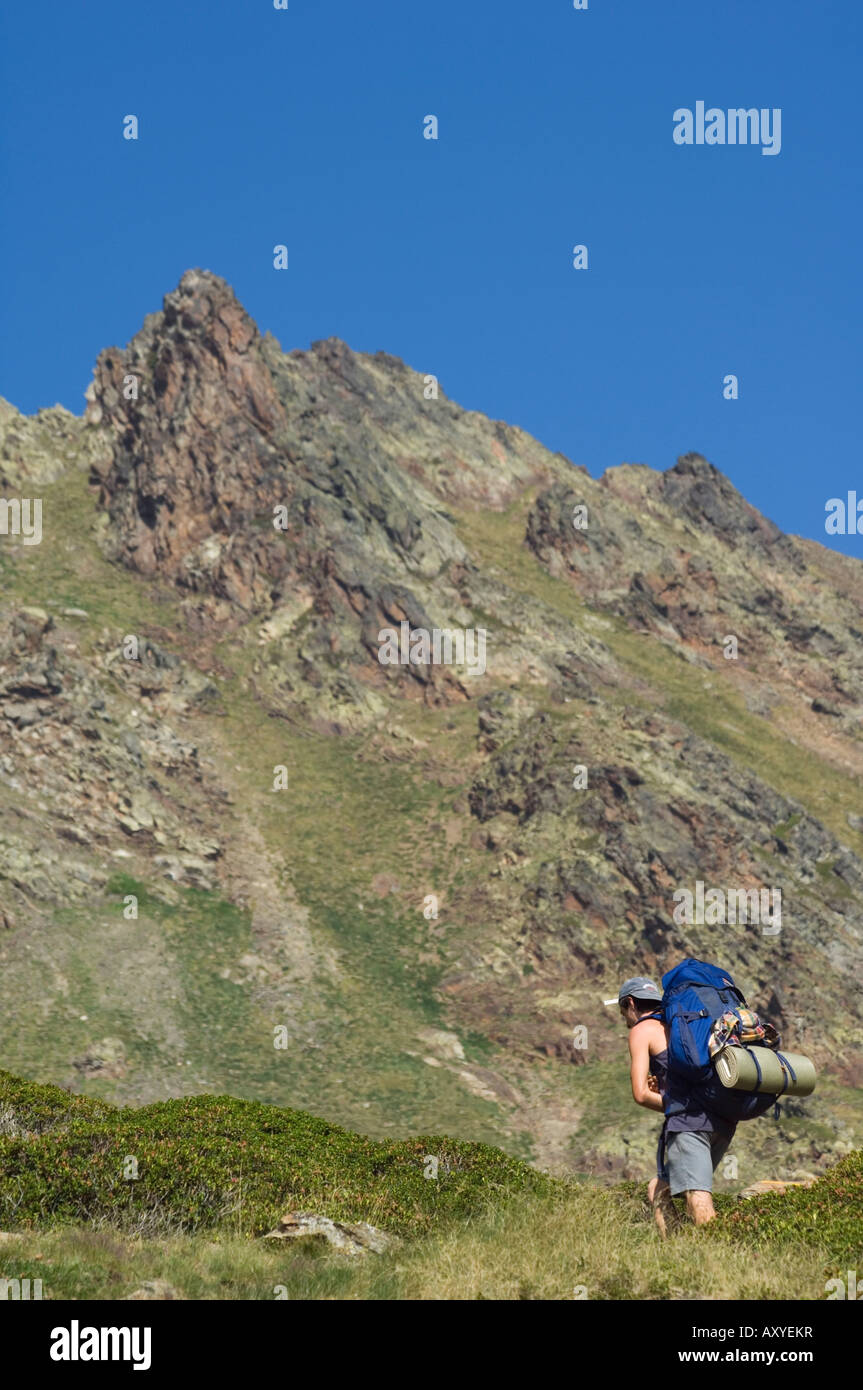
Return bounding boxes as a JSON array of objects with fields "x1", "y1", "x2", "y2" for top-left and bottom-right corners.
[
  {"x1": 0, "y1": 1069, "x2": 112, "y2": 1136},
  {"x1": 0, "y1": 1072, "x2": 554, "y2": 1237},
  {"x1": 709, "y1": 1150, "x2": 863, "y2": 1265}
]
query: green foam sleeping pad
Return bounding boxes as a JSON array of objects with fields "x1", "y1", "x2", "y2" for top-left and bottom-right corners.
[{"x1": 713, "y1": 1045, "x2": 816, "y2": 1097}]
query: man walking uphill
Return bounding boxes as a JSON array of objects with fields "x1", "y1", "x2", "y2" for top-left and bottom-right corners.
[
  {"x1": 613, "y1": 975, "x2": 736, "y2": 1230},
  {"x1": 614, "y1": 977, "x2": 675, "y2": 1235}
]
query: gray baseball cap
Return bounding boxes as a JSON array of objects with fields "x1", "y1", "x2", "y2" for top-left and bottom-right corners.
[{"x1": 603, "y1": 976, "x2": 662, "y2": 1007}]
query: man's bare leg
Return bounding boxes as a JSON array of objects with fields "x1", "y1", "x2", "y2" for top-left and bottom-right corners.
[
  {"x1": 684, "y1": 1189, "x2": 716, "y2": 1225},
  {"x1": 647, "y1": 1177, "x2": 676, "y2": 1236}
]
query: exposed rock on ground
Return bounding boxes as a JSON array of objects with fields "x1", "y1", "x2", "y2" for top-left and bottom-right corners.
[{"x1": 262, "y1": 1212, "x2": 398, "y2": 1255}]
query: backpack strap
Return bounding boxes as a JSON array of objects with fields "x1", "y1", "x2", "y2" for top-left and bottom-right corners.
[
  {"x1": 655, "y1": 1117, "x2": 669, "y2": 1183},
  {"x1": 772, "y1": 1052, "x2": 798, "y2": 1120},
  {"x1": 632, "y1": 1010, "x2": 664, "y2": 1027},
  {"x1": 774, "y1": 1052, "x2": 797, "y2": 1094},
  {"x1": 743, "y1": 1047, "x2": 798, "y2": 1096},
  {"x1": 742, "y1": 1046, "x2": 764, "y2": 1091}
]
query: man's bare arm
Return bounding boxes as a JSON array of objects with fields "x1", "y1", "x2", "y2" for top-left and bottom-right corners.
[{"x1": 628, "y1": 1027, "x2": 665, "y2": 1112}]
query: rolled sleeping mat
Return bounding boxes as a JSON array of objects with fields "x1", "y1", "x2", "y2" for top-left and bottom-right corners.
[{"x1": 713, "y1": 1046, "x2": 817, "y2": 1097}]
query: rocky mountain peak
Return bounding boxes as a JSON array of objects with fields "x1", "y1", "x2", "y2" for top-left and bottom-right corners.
[{"x1": 2, "y1": 270, "x2": 862, "y2": 1180}]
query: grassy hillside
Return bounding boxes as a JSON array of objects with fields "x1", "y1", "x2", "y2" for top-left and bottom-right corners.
[
  {"x1": 0, "y1": 1071, "x2": 859, "y2": 1301},
  {"x1": 2, "y1": 465, "x2": 862, "y2": 1179}
]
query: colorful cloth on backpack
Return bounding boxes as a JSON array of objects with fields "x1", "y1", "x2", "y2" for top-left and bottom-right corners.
[{"x1": 707, "y1": 1008, "x2": 780, "y2": 1058}]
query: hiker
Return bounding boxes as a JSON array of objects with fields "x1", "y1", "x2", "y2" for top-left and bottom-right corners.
[
  {"x1": 615, "y1": 977, "x2": 677, "y2": 1234},
  {"x1": 615, "y1": 974, "x2": 736, "y2": 1230}
]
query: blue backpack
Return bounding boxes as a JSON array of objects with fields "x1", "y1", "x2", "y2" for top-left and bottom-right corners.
[{"x1": 660, "y1": 958, "x2": 776, "y2": 1123}]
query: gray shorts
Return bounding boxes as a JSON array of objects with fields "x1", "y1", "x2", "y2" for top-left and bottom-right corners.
[{"x1": 665, "y1": 1129, "x2": 731, "y2": 1196}]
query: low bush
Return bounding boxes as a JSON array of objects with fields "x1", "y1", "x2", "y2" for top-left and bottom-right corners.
[
  {"x1": 709, "y1": 1150, "x2": 863, "y2": 1265},
  {"x1": 0, "y1": 1070, "x2": 554, "y2": 1237}
]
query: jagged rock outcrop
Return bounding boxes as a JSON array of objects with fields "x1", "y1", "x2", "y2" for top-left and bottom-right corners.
[
  {"x1": 459, "y1": 697, "x2": 863, "y2": 1082},
  {"x1": 85, "y1": 270, "x2": 571, "y2": 713},
  {"x1": 525, "y1": 456, "x2": 863, "y2": 727},
  {"x1": 0, "y1": 397, "x2": 106, "y2": 489}
]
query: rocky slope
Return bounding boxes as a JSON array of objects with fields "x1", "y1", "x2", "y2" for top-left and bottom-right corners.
[{"x1": 0, "y1": 269, "x2": 861, "y2": 1184}]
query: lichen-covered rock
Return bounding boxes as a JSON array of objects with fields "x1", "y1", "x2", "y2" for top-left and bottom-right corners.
[{"x1": 262, "y1": 1212, "x2": 398, "y2": 1255}]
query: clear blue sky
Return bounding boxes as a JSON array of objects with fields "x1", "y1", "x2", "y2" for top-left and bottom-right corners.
[{"x1": 2, "y1": 0, "x2": 861, "y2": 553}]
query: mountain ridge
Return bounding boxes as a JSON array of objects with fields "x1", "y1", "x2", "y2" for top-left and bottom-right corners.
[{"x1": 0, "y1": 269, "x2": 861, "y2": 1183}]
